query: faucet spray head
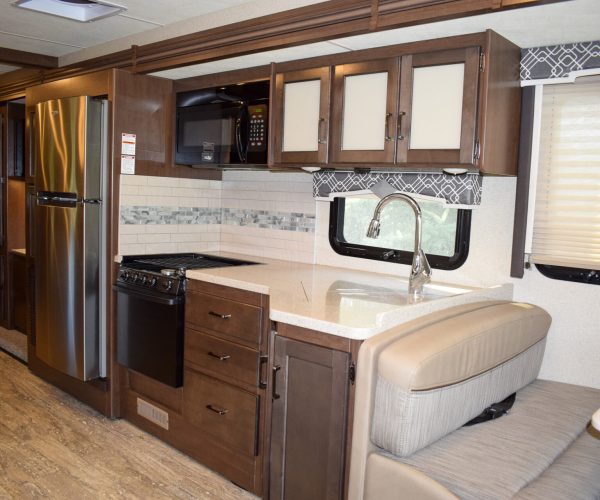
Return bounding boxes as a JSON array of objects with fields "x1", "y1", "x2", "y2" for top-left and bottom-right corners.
[{"x1": 366, "y1": 218, "x2": 381, "y2": 238}]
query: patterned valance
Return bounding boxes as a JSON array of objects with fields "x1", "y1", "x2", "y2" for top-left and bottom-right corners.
[
  {"x1": 521, "y1": 41, "x2": 600, "y2": 82},
  {"x1": 312, "y1": 171, "x2": 482, "y2": 207}
]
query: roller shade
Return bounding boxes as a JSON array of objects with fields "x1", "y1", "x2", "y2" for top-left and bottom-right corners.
[{"x1": 531, "y1": 77, "x2": 600, "y2": 270}]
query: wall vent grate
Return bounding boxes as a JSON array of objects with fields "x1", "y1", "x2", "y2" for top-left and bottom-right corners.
[{"x1": 137, "y1": 397, "x2": 169, "y2": 430}]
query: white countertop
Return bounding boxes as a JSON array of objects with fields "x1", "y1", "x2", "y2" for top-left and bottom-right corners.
[{"x1": 186, "y1": 253, "x2": 513, "y2": 340}]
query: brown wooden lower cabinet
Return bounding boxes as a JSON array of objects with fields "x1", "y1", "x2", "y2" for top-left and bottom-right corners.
[
  {"x1": 270, "y1": 332, "x2": 353, "y2": 500},
  {"x1": 119, "y1": 280, "x2": 270, "y2": 496}
]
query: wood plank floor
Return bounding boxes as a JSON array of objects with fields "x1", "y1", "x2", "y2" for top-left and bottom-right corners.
[
  {"x1": 0, "y1": 327, "x2": 27, "y2": 362},
  {"x1": 0, "y1": 351, "x2": 257, "y2": 499}
]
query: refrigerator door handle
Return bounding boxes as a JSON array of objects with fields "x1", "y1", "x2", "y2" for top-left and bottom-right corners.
[{"x1": 37, "y1": 197, "x2": 78, "y2": 208}]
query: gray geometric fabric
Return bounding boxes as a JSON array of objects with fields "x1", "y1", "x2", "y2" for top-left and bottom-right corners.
[
  {"x1": 312, "y1": 171, "x2": 482, "y2": 206},
  {"x1": 521, "y1": 40, "x2": 600, "y2": 80}
]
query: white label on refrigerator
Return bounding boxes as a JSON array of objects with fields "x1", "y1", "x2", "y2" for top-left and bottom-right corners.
[
  {"x1": 121, "y1": 133, "x2": 136, "y2": 155},
  {"x1": 121, "y1": 155, "x2": 135, "y2": 174}
]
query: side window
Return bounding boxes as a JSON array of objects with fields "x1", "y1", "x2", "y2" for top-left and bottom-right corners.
[
  {"x1": 530, "y1": 76, "x2": 600, "y2": 285},
  {"x1": 329, "y1": 195, "x2": 471, "y2": 270}
]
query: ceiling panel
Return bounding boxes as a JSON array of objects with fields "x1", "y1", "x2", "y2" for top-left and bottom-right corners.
[
  {"x1": 114, "y1": 0, "x2": 254, "y2": 25},
  {"x1": 149, "y1": 0, "x2": 600, "y2": 81},
  {"x1": 333, "y1": 0, "x2": 600, "y2": 50}
]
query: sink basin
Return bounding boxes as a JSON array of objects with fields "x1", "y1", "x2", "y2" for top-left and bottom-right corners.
[{"x1": 328, "y1": 279, "x2": 473, "y2": 306}]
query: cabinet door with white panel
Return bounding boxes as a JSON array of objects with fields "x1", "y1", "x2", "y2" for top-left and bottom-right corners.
[
  {"x1": 397, "y1": 47, "x2": 480, "y2": 166},
  {"x1": 330, "y1": 59, "x2": 400, "y2": 164},
  {"x1": 273, "y1": 67, "x2": 331, "y2": 164}
]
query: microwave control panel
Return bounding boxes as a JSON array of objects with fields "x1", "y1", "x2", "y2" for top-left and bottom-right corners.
[{"x1": 248, "y1": 104, "x2": 268, "y2": 152}]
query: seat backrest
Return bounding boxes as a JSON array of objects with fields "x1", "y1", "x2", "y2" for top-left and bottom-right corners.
[{"x1": 348, "y1": 301, "x2": 551, "y2": 500}]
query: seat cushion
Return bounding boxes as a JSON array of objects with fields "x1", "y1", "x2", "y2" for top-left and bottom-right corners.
[
  {"x1": 377, "y1": 379, "x2": 600, "y2": 500},
  {"x1": 514, "y1": 425, "x2": 600, "y2": 499},
  {"x1": 371, "y1": 302, "x2": 551, "y2": 457}
]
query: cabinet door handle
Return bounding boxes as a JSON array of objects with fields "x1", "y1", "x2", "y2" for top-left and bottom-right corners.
[
  {"x1": 207, "y1": 351, "x2": 230, "y2": 361},
  {"x1": 206, "y1": 404, "x2": 228, "y2": 416},
  {"x1": 259, "y1": 354, "x2": 269, "y2": 389},
  {"x1": 318, "y1": 117, "x2": 327, "y2": 144},
  {"x1": 272, "y1": 365, "x2": 281, "y2": 400},
  {"x1": 397, "y1": 111, "x2": 406, "y2": 140},
  {"x1": 208, "y1": 311, "x2": 231, "y2": 320},
  {"x1": 385, "y1": 112, "x2": 393, "y2": 141}
]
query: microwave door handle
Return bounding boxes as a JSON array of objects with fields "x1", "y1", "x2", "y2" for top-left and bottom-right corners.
[{"x1": 235, "y1": 117, "x2": 246, "y2": 163}]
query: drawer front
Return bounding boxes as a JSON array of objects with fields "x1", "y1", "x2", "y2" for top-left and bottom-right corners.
[
  {"x1": 183, "y1": 369, "x2": 259, "y2": 456},
  {"x1": 185, "y1": 328, "x2": 261, "y2": 386},
  {"x1": 186, "y1": 291, "x2": 262, "y2": 346}
]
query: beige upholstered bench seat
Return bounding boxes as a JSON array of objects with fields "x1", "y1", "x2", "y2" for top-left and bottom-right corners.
[
  {"x1": 349, "y1": 301, "x2": 600, "y2": 500},
  {"x1": 375, "y1": 379, "x2": 600, "y2": 499}
]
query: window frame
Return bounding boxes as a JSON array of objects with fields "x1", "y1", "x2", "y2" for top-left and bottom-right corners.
[
  {"x1": 328, "y1": 196, "x2": 471, "y2": 270},
  {"x1": 523, "y1": 73, "x2": 600, "y2": 286}
]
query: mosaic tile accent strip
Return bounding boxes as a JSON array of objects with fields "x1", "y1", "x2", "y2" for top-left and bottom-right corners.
[
  {"x1": 221, "y1": 208, "x2": 315, "y2": 232},
  {"x1": 121, "y1": 206, "x2": 315, "y2": 232},
  {"x1": 120, "y1": 207, "x2": 221, "y2": 225},
  {"x1": 521, "y1": 41, "x2": 600, "y2": 81},
  {"x1": 312, "y1": 171, "x2": 482, "y2": 206}
]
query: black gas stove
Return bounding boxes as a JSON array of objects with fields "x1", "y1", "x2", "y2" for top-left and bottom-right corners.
[
  {"x1": 117, "y1": 252, "x2": 255, "y2": 297},
  {"x1": 115, "y1": 253, "x2": 256, "y2": 387}
]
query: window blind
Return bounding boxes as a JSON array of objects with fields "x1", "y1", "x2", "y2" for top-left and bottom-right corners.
[{"x1": 531, "y1": 77, "x2": 600, "y2": 270}]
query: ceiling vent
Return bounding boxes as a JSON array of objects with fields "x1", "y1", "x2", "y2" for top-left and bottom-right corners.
[{"x1": 13, "y1": 0, "x2": 126, "y2": 22}]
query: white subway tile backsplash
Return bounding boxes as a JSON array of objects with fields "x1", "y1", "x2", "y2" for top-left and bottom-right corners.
[
  {"x1": 137, "y1": 233, "x2": 171, "y2": 244},
  {"x1": 121, "y1": 175, "x2": 148, "y2": 186},
  {"x1": 119, "y1": 234, "x2": 140, "y2": 245},
  {"x1": 120, "y1": 184, "x2": 140, "y2": 195},
  {"x1": 119, "y1": 224, "x2": 147, "y2": 235},
  {"x1": 145, "y1": 242, "x2": 180, "y2": 254},
  {"x1": 147, "y1": 177, "x2": 180, "y2": 187},
  {"x1": 119, "y1": 243, "x2": 146, "y2": 255},
  {"x1": 120, "y1": 194, "x2": 148, "y2": 206},
  {"x1": 177, "y1": 242, "x2": 219, "y2": 253},
  {"x1": 119, "y1": 172, "x2": 317, "y2": 261},
  {"x1": 140, "y1": 186, "x2": 173, "y2": 197}
]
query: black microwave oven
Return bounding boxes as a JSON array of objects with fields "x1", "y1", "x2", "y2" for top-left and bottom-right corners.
[{"x1": 175, "y1": 81, "x2": 269, "y2": 166}]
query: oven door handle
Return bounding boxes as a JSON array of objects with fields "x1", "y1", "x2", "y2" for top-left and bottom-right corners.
[{"x1": 113, "y1": 285, "x2": 183, "y2": 306}]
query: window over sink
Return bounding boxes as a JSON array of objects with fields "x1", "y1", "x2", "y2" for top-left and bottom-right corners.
[{"x1": 329, "y1": 195, "x2": 471, "y2": 270}]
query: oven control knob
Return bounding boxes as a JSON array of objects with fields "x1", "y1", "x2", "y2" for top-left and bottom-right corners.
[
  {"x1": 119, "y1": 270, "x2": 128, "y2": 280},
  {"x1": 149, "y1": 277, "x2": 158, "y2": 287},
  {"x1": 132, "y1": 273, "x2": 139, "y2": 283},
  {"x1": 140, "y1": 275, "x2": 147, "y2": 285},
  {"x1": 163, "y1": 279, "x2": 173, "y2": 291}
]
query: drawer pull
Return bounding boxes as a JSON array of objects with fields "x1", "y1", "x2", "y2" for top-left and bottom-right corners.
[
  {"x1": 206, "y1": 404, "x2": 229, "y2": 416},
  {"x1": 207, "y1": 351, "x2": 231, "y2": 361},
  {"x1": 259, "y1": 354, "x2": 268, "y2": 389},
  {"x1": 208, "y1": 311, "x2": 232, "y2": 320}
]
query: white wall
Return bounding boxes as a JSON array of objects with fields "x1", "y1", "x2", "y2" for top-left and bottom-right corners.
[{"x1": 118, "y1": 172, "x2": 600, "y2": 389}]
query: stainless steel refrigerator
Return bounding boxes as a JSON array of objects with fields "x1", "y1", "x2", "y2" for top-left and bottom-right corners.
[{"x1": 33, "y1": 95, "x2": 108, "y2": 381}]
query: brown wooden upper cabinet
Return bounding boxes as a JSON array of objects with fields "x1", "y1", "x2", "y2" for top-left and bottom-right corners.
[
  {"x1": 330, "y1": 47, "x2": 480, "y2": 167},
  {"x1": 273, "y1": 67, "x2": 331, "y2": 164},
  {"x1": 272, "y1": 31, "x2": 520, "y2": 174},
  {"x1": 331, "y1": 59, "x2": 400, "y2": 164}
]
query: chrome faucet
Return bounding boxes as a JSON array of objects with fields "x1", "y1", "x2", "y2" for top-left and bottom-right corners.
[{"x1": 366, "y1": 193, "x2": 432, "y2": 300}]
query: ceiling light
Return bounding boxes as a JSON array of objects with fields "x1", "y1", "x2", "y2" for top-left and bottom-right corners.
[{"x1": 13, "y1": 0, "x2": 126, "y2": 22}]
